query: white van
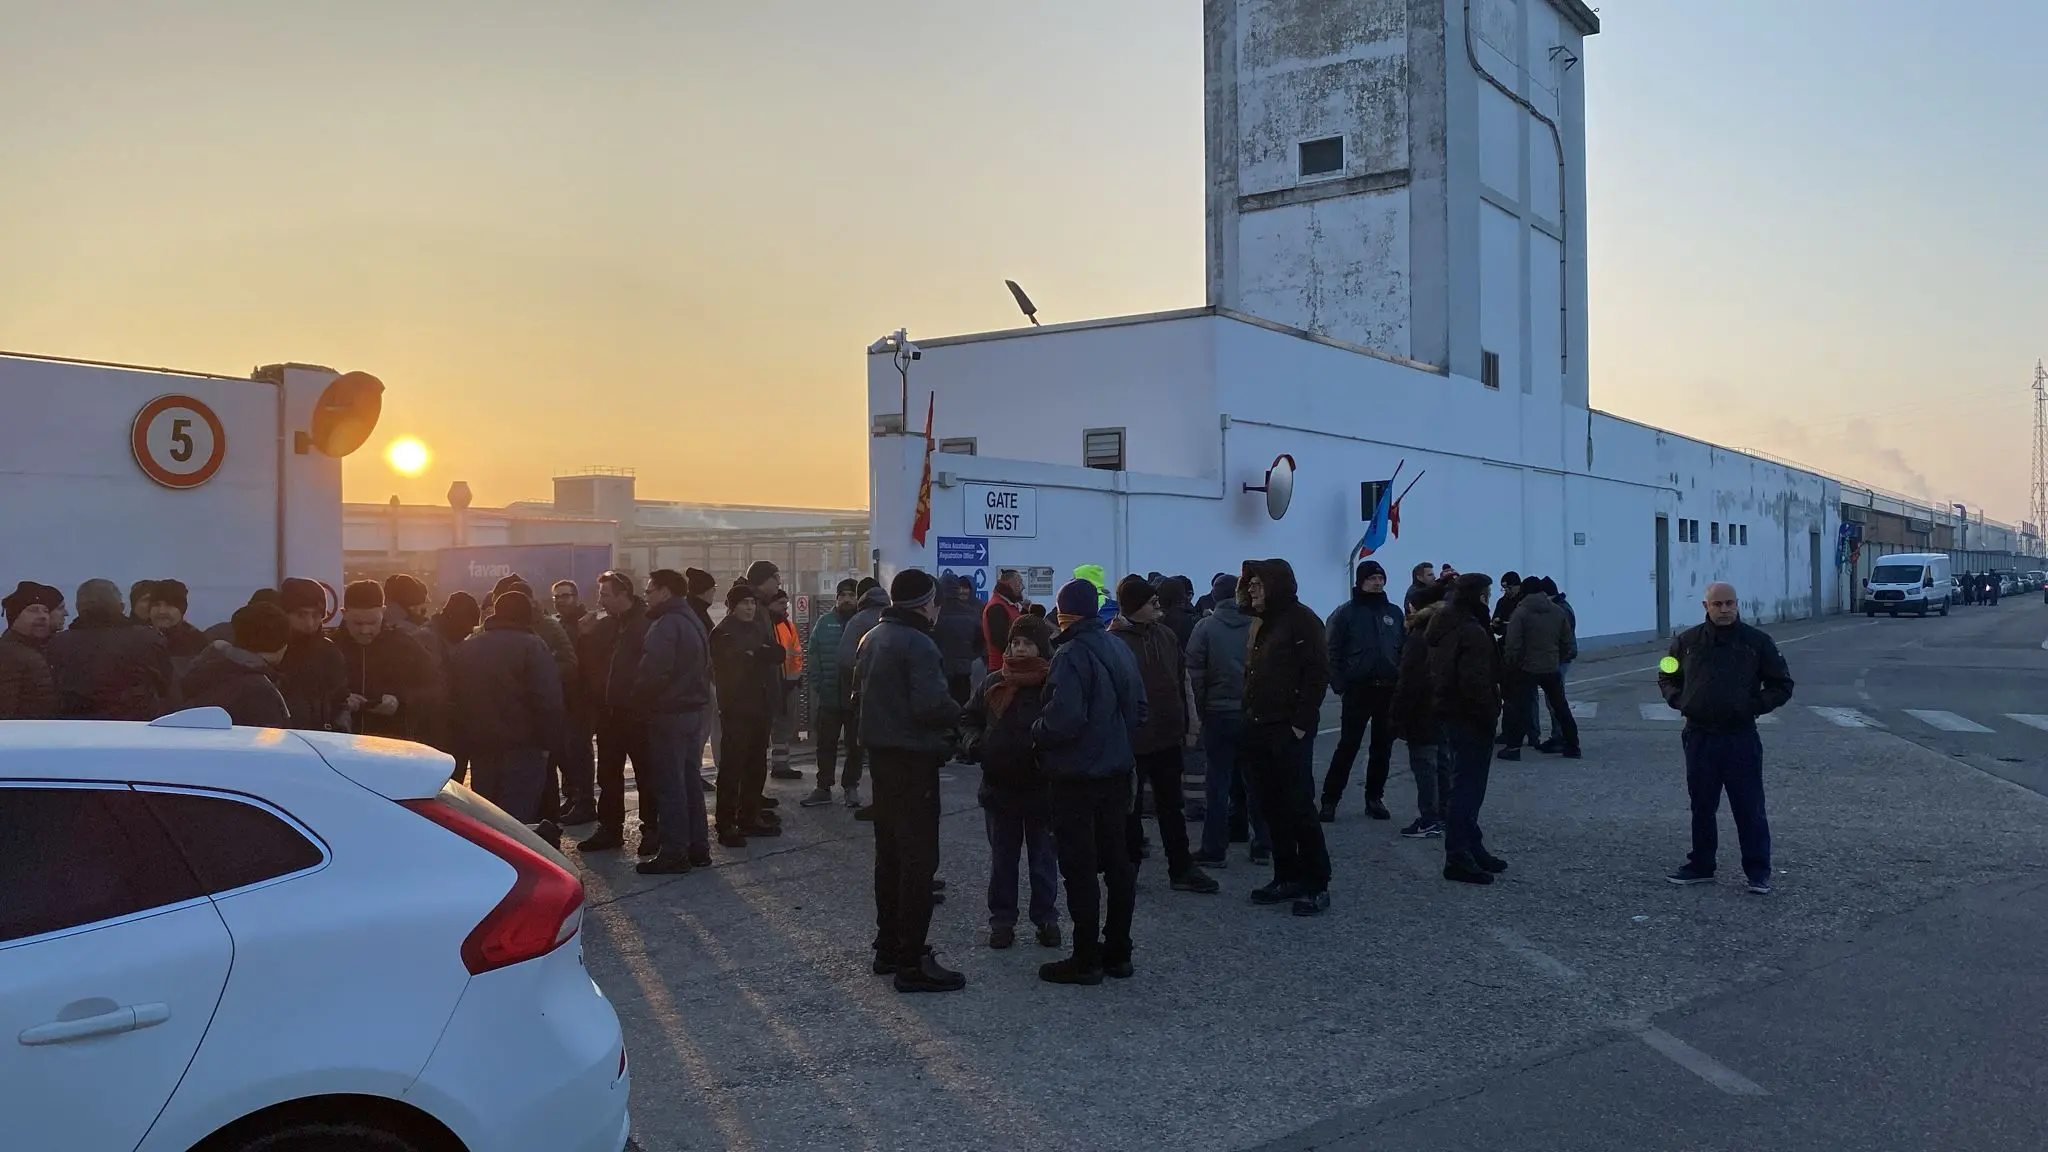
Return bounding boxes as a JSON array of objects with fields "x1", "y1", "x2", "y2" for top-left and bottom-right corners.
[{"x1": 1862, "y1": 552, "x2": 1952, "y2": 617}]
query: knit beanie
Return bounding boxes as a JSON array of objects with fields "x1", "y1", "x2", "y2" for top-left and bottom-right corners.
[
  {"x1": 890, "y1": 568, "x2": 937, "y2": 609},
  {"x1": 685, "y1": 568, "x2": 717, "y2": 597},
  {"x1": 231, "y1": 602, "x2": 292, "y2": 654},
  {"x1": 1355, "y1": 560, "x2": 1386, "y2": 587},
  {"x1": 836, "y1": 577, "x2": 859, "y2": 595},
  {"x1": 1116, "y1": 574, "x2": 1158, "y2": 617},
  {"x1": 246, "y1": 588, "x2": 281, "y2": 607},
  {"x1": 1501, "y1": 571, "x2": 1522, "y2": 588},
  {"x1": 725, "y1": 583, "x2": 759, "y2": 609},
  {"x1": 1210, "y1": 573, "x2": 1238, "y2": 603},
  {"x1": 384, "y1": 573, "x2": 429, "y2": 609},
  {"x1": 745, "y1": 560, "x2": 780, "y2": 586},
  {"x1": 3, "y1": 581, "x2": 61, "y2": 625},
  {"x1": 1007, "y1": 613, "x2": 1056, "y2": 657},
  {"x1": 857, "y1": 576, "x2": 881, "y2": 596},
  {"x1": 1056, "y1": 578, "x2": 1100, "y2": 618},
  {"x1": 153, "y1": 579, "x2": 190, "y2": 613},
  {"x1": 491, "y1": 573, "x2": 525, "y2": 601},
  {"x1": 279, "y1": 578, "x2": 327, "y2": 615},
  {"x1": 342, "y1": 580, "x2": 385, "y2": 611},
  {"x1": 438, "y1": 592, "x2": 482, "y2": 639},
  {"x1": 492, "y1": 589, "x2": 534, "y2": 626}
]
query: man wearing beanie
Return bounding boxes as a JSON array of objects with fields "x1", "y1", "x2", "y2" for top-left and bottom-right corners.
[
  {"x1": 382, "y1": 572, "x2": 449, "y2": 747},
  {"x1": 204, "y1": 588, "x2": 280, "y2": 646},
  {"x1": 835, "y1": 578, "x2": 894, "y2": 817},
  {"x1": 1186, "y1": 572, "x2": 1269, "y2": 867},
  {"x1": 1033, "y1": 577, "x2": 1149, "y2": 984},
  {"x1": 683, "y1": 568, "x2": 723, "y2": 781},
  {"x1": 147, "y1": 579, "x2": 210, "y2": 671},
  {"x1": 1239, "y1": 560, "x2": 1334, "y2": 917},
  {"x1": 1319, "y1": 559, "x2": 1405, "y2": 823},
  {"x1": 336, "y1": 579, "x2": 436, "y2": 741},
  {"x1": 447, "y1": 590, "x2": 567, "y2": 823},
  {"x1": 1427, "y1": 572, "x2": 1507, "y2": 884},
  {"x1": 628, "y1": 569, "x2": 716, "y2": 873},
  {"x1": 801, "y1": 578, "x2": 863, "y2": 808},
  {"x1": 276, "y1": 577, "x2": 348, "y2": 731},
  {"x1": 46, "y1": 578, "x2": 172, "y2": 721},
  {"x1": 1, "y1": 581, "x2": 62, "y2": 719},
  {"x1": 854, "y1": 568, "x2": 967, "y2": 993},
  {"x1": 1110, "y1": 575, "x2": 1217, "y2": 895},
  {"x1": 179, "y1": 603, "x2": 292, "y2": 727},
  {"x1": 710, "y1": 583, "x2": 784, "y2": 846}
]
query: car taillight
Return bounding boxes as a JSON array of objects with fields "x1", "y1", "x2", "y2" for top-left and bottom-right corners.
[{"x1": 403, "y1": 795, "x2": 585, "y2": 975}]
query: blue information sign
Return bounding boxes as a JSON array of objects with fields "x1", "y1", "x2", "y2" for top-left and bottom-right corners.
[{"x1": 936, "y1": 536, "x2": 989, "y2": 566}]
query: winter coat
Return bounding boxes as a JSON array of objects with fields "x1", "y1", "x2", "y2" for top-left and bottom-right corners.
[
  {"x1": 0, "y1": 630, "x2": 58, "y2": 720},
  {"x1": 46, "y1": 612, "x2": 173, "y2": 721},
  {"x1": 1657, "y1": 619, "x2": 1794, "y2": 733},
  {"x1": 933, "y1": 598, "x2": 984, "y2": 679},
  {"x1": 384, "y1": 612, "x2": 450, "y2": 744},
  {"x1": 178, "y1": 642, "x2": 291, "y2": 728},
  {"x1": 337, "y1": 627, "x2": 437, "y2": 740},
  {"x1": 1031, "y1": 615, "x2": 1147, "y2": 778},
  {"x1": 835, "y1": 586, "x2": 892, "y2": 708},
  {"x1": 1426, "y1": 597, "x2": 1501, "y2": 734},
  {"x1": 1553, "y1": 594, "x2": 1578, "y2": 647},
  {"x1": 852, "y1": 607, "x2": 960, "y2": 759},
  {"x1": 804, "y1": 606, "x2": 853, "y2": 710},
  {"x1": 710, "y1": 613, "x2": 783, "y2": 720},
  {"x1": 278, "y1": 631, "x2": 349, "y2": 732},
  {"x1": 631, "y1": 597, "x2": 712, "y2": 717},
  {"x1": 1111, "y1": 617, "x2": 1188, "y2": 753},
  {"x1": 161, "y1": 621, "x2": 210, "y2": 690},
  {"x1": 981, "y1": 591, "x2": 1024, "y2": 670},
  {"x1": 1327, "y1": 589, "x2": 1405, "y2": 691},
  {"x1": 1241, "y1": 559, "x2": 1329, "y2": 734},
  {"x1": 1391, "y1": 603, "x2": 1443, "y2": 745},
  {"x1": 592, "y1": 601, "x2": 653, "y2": 714},
  {"x1": 1490, "y1": 589, "x2": 1524, "y2": 642},
  {"x1": 1403, "y1": 579, "x2": 1437, "y2": 616},
  {"x1": 1185, "y1": 598, "x2": 1252, "y2": 716},
  {"x1": 1503, "y1": 592, "x2": 1576, "y2": 675},
  {"x1": 961, "y1": 669, "x2": 1051, "y2": 812},
  {"x1": 530, "y1": 612, "x2": 580, "y2": 695},
  {"x1": 447, "y1": 619, "x2": 567, "y2": 755}
]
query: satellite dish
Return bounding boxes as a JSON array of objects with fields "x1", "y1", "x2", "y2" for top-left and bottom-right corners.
[
  {"x1": 304, "y1": 371, "x2": 385, "y2": 458},
  {"x1": 1242, "y1": 454, "x2": 1296, "y2": 520}
]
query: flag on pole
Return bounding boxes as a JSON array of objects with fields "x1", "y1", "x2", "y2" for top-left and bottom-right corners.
[
  {"x1": 1390, "y1": 499, "x2": 1402, "y2": 540},
  {"x1": 1357, "y1": 481, "x2": 1394, "y2": 557},
  {"x1": 910, "y1": 393, "x2": 935, "y2": 546}
]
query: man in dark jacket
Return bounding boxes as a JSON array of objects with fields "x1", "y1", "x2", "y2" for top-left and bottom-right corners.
[
  {"x1": 802, "y1": 579, "x2": 862, "y2": 808},
  {"x1": 336, "y1": 580, "x2": 436, "y2": 741},
  {"x1": 1033, "y1": 578, "x2": 1147, "y2": 985},
  {"x1": 148, "y1": 579, "x2": 210, "y2": 683},
  {"x1": 179, "y1": 603, "x2": 292, "y2": 727},
  {"x1": 447, "y1": 590, "x2": 566, "y2": 824},
  {"x1": 1392, "y1": 592, "x2": 1451, "y2": 838},
  {"x1": 47, "y1": 578, "x2": 172, "y2": 721},
  {"x1": 579, "y1": 571, "x2": 658, "y2": 855},
  {"x1": 934, "y1": 575, "x2": 985, "y2": 705},
  {"x1": 1427, "y1": 573, "x2": 1506, "y2": 884},
  {"x1": 1186, "y1": 572, "x2": 1268, "y2": 866},
  {"x1": 549, "y1": 579, "x2": 600, "y2": 824},
  {"x1": 1499, "y1": 577, "x2": 1580, "y2": 760},
  {"x1": 1658, "y1": 581, "x2": 1794, "y2": 894},
  {"x1": 710, "y1": 584, "x2": 784, "y2": 846},
  {"x1": 628, "y1": 569, "x2": 716, "y2": 874},
  {"x1": 837, "y1": 581, "x2": 893, "y2": 819},
  {"x1": 383, "y1": 574, "x2": 448, "y2": 749},
  {"x1": 1319, "y1": 559, "x2": 1405, "y2": 822},
  {"x1": 684, "y1": 567, "x2": 721, "y2": 778},
  {"x1": 1240, "y1": 559, "x2": 1333, "y2": 917},
  {"x1": 1, "y1": 581, "x2": 62, "y2": 720},
  {"x1": 853, "y1": 569, "x2": 966, "y2": 993},
  {"x1": 1112, "y1": 575, "x2": 1217, "y2": 894},
  {"x1": 1402, "y1": 562, "x2": 1439, "y2": 616},
  {"x1": 278, "y1": 577, "x2": 348, "y2": 732}
]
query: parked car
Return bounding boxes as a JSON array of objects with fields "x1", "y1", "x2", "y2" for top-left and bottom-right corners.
[
  {"x1": 1862, "y1": 553, "x2": 1952, "y2": 617},
  {"x1": 0, "y1": 708, "x2": 631, "y2": 1152}
]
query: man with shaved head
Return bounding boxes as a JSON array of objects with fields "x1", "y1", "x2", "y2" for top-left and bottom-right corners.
[{"x1": 1655, "y1": 582, "x2": 1794, "y2": 894}]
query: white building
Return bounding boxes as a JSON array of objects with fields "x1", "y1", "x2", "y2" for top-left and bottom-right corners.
[{"x1": 865, "y1": 0, "x2": 2019, "y2": 646}]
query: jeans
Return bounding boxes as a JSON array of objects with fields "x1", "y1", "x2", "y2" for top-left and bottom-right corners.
[
  {"x1": 1321, "y1": 683, "x2": 1397, "y2": 806},
  {"x1": 1682, "y1": 727, "x2": 1771, "y2": 883},
  {"x1": 1200, "y1": 711, "x2": 1269, "y2": 858},
  {"x1": 770, "y1": 680, "x2": 799, "y2": 773},
  {"x1": 1408, "y1": 741, "x2": 1451, "y2": 824},
  {"x1": 470, "y1": 747, "x2": 550, "y2": 824},
  {"x1": 1442, "y1": 721, "x2": 1496, "y2": 862},
  {"x1": 813, "y1": 707, "x2": 863, "y2": 789},
  {"x1": 646, "y1": 710, "x2": 710, "y2": 857},
  {"x1": 1503, "y1": 671, "x2": 1579, "y2": 751},
  {"x1": 984, "y1": 806, "x2": 1059, "y2": 929},
  {"x1": 1243, "y1": 722, "x2": 1329, "y2": 891},
  {"x1": 551, "y1": 712, "x2": 595, "y2": 813},
  {"x1": 714, "y1": 714, "x2": 771, "y2": 831},
  {"x1": 1049, "y1": 772, "x2": 1137, "y2": 967},
  {"x1": 869, "y1": 751, "x2": 944, "y2": 968},
  {"x1": 595, "y1": 709, "x2": 654, "y2": 835},
  {"x1": 1127, "y1": 746, "x2": 1194, "y2": 875}
]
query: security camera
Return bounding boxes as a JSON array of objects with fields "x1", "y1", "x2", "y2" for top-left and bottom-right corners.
[
  {"x1": 867, "y1": 336, "x2": 895, "y2": 354},
  {"x1": 901, "y1": 341, "x2": 923, "y2": 361}
]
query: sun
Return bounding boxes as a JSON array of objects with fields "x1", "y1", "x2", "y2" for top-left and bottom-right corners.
[{"x1": 384, "y1": 437, "x2": 431, "y2": 477}]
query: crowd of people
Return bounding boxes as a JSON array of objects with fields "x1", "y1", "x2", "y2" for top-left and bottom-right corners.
[{"x1": 0, "y1": 550, "x2": 1795, "y2": 993}]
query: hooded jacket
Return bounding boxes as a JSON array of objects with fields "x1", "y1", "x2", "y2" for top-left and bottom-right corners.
[
  {"x1": 710, "y1": 611, "x2": 783, "y2": 720},
  {"x1": 1031, "y1": 614, "x2": 1147, "y2": 778},
  {"x1": 631, "y1": 596, "x2": 712, "y2": 716},
  {"x1": 1240, "y1": 559, "x2": 1329, "y2": 733},
  {"x1": 1391, "y1": 602, "x2": 1443, "y2": 744},
  {"x1": 835, "y1": 586, "x2": 892, "y2": 707},
  {"x1": 805, "y1": 601, "x2": 855, "y2": 709},
  {"x1": 1327, "y1": 575, "x2": 1405, "y2": 690},
  {"x1": 934, "y1": 593, "x2": 986, "y2": 678},
  {"x1": 448, "y1": 618, "x2": 567, "y2": 754},
  {"x1": 852, "y1": 606, "x2": 961, "y2": 758},
  {"x1": 1110, "y1": 616, "x2": 1189, "y2": 753},
  {"x1": 0, "y1": 630, "x2": 58, "y2": 720},
  {"x1": 46, "y1": 611, "x2": 173, "y2": 722},
  {"x1": 1504, "y1": 591, "x2": 1576, "y2": 675},
  {"x1": 337, "y1": 626, "x2": 436, "y2": 740},
  {"x1": 179, "y1": 642, "x2": 291, "y2": 728},
  {"x1": 1185, "y1": 596, "x2": 1252, "y2": 716},
  {"x1": 1071, "y1": 564, "x2": 1122, "y2": 625},
  {"x1": 592, "y1": 599, "x2": 653, "y2": 714},
  {"x1": 1657, "y1": 618, "x2": 1794, "y2": 733},
  {"x1": 1426, "y1": 592, "x2": 1501, "y2": 733}
]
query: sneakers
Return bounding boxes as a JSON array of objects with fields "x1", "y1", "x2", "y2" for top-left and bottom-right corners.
[
  {"x1": 1189, "y1": 851, "x2": 1229, "y2": 869},
  {"x1": 800, "y1": 787, "x2": 836, "y2": 808},
  {"x1": 1291, "y1": 889, "x2": 1331, "y2": 916},
  {"x1": 1364, "y1": 798, "x2": 1391, "y2": 820},
  {"x1": 844, "y1": 785, "x2": 865, "y2": 809},
  {"x1": 1399, "y1": 818, "x2": 1440, "y2": 839},
  {"x1": 1475, "y1": 850, "x2": 1508, "y2": 874},
  {"x1": 1034, "y1": 921, "x2": 1062, "y2": 948},
  {"x1": 1038, "y1": 956, "x2": 1105, "y2": 986},
  {"x1": 1666, "y1": 866, "x2": 1715, "y2": 885},
  {"x1": 1496, "y1": 748, "x2": 1521, "y2": 762},
  {"x1": 1746, "y1": 876, "x2": 1773, "y2": 895},
  {"x1": 577, "y1": 826, "x2": 623, "y2": 853},
  {"x1": 1443, "y1": 855, "x2": 1494, "y2": 885},
  {"x1": 989, "y1": 926, "x2": 1015, "y2": 950},
  {"x1": 1317, "y1": 800, "x2": 1338, "y2": 823},
  {"x1": 635, "y1": 852, "x2": 694, "y2": 876},
  {"x1": 770, "y1": 766, "x2": 804, "y2": 781},
  {"x1": 1249, "y1": 881, "x2": 1308, "y2": 905},
  {"x1": 893, "y1": 950, "x2": 967, "y2": 993},
  {"x1": 1170, "y1": 866, "x2": 1220, "y2": 894}
]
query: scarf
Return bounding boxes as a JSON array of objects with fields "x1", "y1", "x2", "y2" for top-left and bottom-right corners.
[{"x1": 984, "y1": 655, "x2": 1049, "y2": 718}]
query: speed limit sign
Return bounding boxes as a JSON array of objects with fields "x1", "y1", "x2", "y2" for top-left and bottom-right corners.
[{"x1": 131, "y1": 394, "x2": 227, "y2": 489}]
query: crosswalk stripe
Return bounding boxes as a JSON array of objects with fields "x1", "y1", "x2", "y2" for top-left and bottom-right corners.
[
  {"x1": 1810, "y1": 706, "x2": 1883, "y2": 728},
  {"x1": 1638, "y1": 702, "x2": 1677, "y2": 722},
  {"x1": 1904, "y1": 709, "x2": 1995, "y2": 733},
  {"x1": 1574, "y1": 701, "x2": 1598, "y2": 719},
  {"x1": 2004, "y1": 714, "x2": 2048, "y2": 732},
  {"x1": 1757, "y1": 713, "x2": 1779, "y2": 725}
]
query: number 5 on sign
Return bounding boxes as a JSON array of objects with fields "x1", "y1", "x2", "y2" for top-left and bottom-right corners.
[{"x1": 131, "y1": 394, "x2": 227, "y2": 489}]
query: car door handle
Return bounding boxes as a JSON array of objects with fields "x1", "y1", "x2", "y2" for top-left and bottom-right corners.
[{"x1": 18, "y1": 1003, "x2": 170, "y2": 1046}]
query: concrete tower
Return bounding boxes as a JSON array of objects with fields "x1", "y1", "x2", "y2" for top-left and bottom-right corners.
[{"x1": 1205, "y1": 0, "x2": 1597, "y2": 406}]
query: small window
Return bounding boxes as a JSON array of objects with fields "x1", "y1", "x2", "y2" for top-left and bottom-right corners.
[
  {"x1": 1481, "y1": 350, "x2": 1502, "y2": 390},
  {"x1": 1739, "y1": 524, "x2": 1749, "y2": 546},
  {"x1": 140, "y1": 789, "x2": 325, "y2": 895},
  {"x1": 1083, "y1": 427, "x2": 1125, "y2": 471},
  {"x1": 1711, "y1": 522, "x2": 1721, "y2": 545},
  {"x1": 937, "y1": 437, "x2": 977, "y2": 456},
  {"x1": 0, "y1": 786, "x2": 203, "y2": 944},
  {"x1": 1298, "y1": 136, "x2": 1345, "y2": 178}
]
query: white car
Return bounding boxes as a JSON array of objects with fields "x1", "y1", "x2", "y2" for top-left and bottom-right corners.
[{"x1": 0, "y1": 709, "x2": 630, "y2": 1152}]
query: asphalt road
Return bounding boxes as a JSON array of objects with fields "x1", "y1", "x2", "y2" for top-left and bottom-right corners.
[{"x1": 580, "y1": 601, "x2": 2048, "y2": 1152}]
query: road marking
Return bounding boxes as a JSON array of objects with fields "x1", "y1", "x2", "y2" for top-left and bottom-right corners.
[
  {"x1": 2005, "y1": 714, "x2": 2048, "y2": 732},
  {"x1": 1491, "y1": 928, "x2": 1583, "y2": 982},
  {"x1": 1810, "y1": 706, "x2": 1883, "y2": 728},
  {"x1": 1639, "y1": 702, "x2": 1677, "y2": 722},
  {"x1": 1904, "y1": 709, "x2": 1994, "y2": 733},
  {"x1": 1757, "y1": 713, "x2": 1779, "y2": 725},
  {"x1": 1568, "y1": 619, "x2": 1878, "y2": 688},
  {"x1": 1573, "y1": 701, "x2": 1598, "y2": 719},
  {"x1": 1632, "y1": 1025, "x2": 1769, "y2": 1096}
]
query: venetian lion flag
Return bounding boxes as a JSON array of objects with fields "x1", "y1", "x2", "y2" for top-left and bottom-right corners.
[{"x1": 910, "y1": 393, "x2": 935, "y2": 546}]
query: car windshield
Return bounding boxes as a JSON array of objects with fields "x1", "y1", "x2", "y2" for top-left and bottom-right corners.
[{"x1": 1870, "y1": 565, "x2": 1924, "y2": 584}]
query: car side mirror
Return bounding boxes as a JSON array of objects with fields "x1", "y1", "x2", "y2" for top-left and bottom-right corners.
[{"x1": 1924, "y1": 577, "x2": 1935, "y2": 588}]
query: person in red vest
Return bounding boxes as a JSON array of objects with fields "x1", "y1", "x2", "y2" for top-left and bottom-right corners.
[{"x1": 982, "y1": 569, "x2": 1026, "y2": 672}]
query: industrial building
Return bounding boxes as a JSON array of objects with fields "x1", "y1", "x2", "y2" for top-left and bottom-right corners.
[{"x1": 865, "y1": 0, "x2": 2039, "y2": 646}]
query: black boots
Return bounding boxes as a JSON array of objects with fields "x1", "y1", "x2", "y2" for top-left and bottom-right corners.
[{"x1": 893, "y1": 949, "x2": 966, "y2": 993}]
